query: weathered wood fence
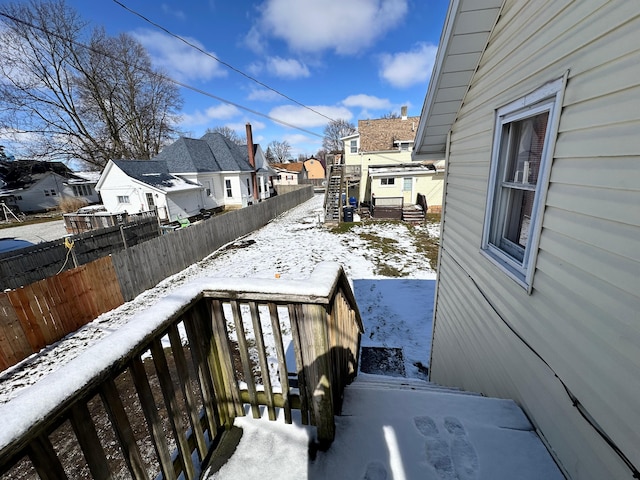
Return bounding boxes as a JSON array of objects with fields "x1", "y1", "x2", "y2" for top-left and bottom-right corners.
[
  {"x1": 0, "y1": 187, "x2": 314, "y2": 371},
  {"x1": 0, "y1": 216, "x2": 160, "y2": 291},
  {"x1": 0, "y1": 263, "x2": 363, "y2": 479}
]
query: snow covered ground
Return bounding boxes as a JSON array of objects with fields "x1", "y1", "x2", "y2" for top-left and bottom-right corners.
[{"x1": 0, "y1": 194, "x2": 437, "y2": 403}]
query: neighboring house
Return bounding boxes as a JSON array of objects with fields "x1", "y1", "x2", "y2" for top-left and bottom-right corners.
[
  {"x1": 303, "y1": 157, "x2": 326, "y2": 186},
  {"x1": 368, "y1": 161, "x2": 445, "y2": 213},
  {"x1": 413, "y1": 1, "x2": 639, "y2": 479},
  {"x1": 341, "y1": 107, "x2": 444, "y2": 207},
  {"x1": 96, "y1": 160, "x2": 204, "y2": 222},
  {"x1": 64, "y1": 171, "x2": 101, "y2": 204},
  {"x1": 270, "y1": 162, "x2": 306, "y2": 186},
  {"x1": 153, "y1": 132, "x2": 273, "y2": 208},
  {"x1": 0, "y1": 160, "x2": 82, "y2": 213}
]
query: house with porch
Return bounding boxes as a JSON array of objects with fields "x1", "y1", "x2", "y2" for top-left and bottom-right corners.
[
  {"x1": 153, "y1": 131, "x2": 273, "y2": 208},
  {"x1": 414, "y1": 0, "x2": 640, "y2": 478},
  {"x1": 341, "y1": 107, "x2": 444, "y2": 211}
]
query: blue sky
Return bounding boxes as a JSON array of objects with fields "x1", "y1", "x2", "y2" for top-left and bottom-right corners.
[{"x1": 40, "y1": 0, "x2": 449, "y2": 158}]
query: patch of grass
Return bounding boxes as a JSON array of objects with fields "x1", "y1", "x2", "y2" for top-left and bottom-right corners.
[
  {"x1": 413, "y1": 231, "x2": 440, "y2": 270},
  {"x1": 329, "y1": 222, "x2": 358, "y2": 234}
]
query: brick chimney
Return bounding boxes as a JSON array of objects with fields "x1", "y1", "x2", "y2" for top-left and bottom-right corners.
[
  {"x1": 401, "y1": 105, "x2": 408, "y2": 120},
  {"x1": 245, "y1": 123, "x2": 259, "y2": 201}
]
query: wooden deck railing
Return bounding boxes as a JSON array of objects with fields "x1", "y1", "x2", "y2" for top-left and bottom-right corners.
[{"x1": 0, "y1": 262, "x2": 363, "y2": 479}]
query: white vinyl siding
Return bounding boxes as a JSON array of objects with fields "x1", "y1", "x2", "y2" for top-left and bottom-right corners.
[
  {"x1": 430, "y1": 1, "x2": 640, "y2": 479},
  {"x1": 482, "y1": 78, "x2": 563, "y2": 288}
]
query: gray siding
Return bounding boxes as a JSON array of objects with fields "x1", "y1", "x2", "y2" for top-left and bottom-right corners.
[{"x1": 432, "y1": 1, "x2": 640, "y2": 479}]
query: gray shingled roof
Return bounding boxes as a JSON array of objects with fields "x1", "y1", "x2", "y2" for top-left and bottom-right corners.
[
  {"x1": 154, "y1": 133, "x2": 254, "y2": 174},
  {"x1": 112, "y1": 160, "x2": 200, "y2": 191}
]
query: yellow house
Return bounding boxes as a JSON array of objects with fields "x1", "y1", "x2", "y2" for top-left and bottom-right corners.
[{"x1": 342, "y1": 107, "x2": 444, "y2": 208}]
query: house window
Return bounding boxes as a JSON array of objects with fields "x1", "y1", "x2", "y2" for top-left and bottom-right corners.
[
  {"x1": 117, "y1": 195, "x2": 130, "y2": 204},
  {"x1": 246, "y1": 178, "x2": 251, "y2": 194},
  {"x1": 50, "y1": 189, "x2": 57, "y2": 196},
  {"x1": 146, "y1": 192, "x2": 155, "y2": 209},
  {"x1": 350, "y1": 139, "x2": 357, "y2": 153},
  {"x1": 381, "y1": 177, "x2": 395, "y2": 186},
  {"x1": 225, "y1": 179, "x2": 233, "y2": 198},
  {"x1": 482, "y1": 77, "x2": 564, "y2": 289},
  {"x1": 399, "y1": 142, "x2": 411, "y2": 151},
  {"x1": 44, "y1": 190, "x2": 50, "y2": 196}
]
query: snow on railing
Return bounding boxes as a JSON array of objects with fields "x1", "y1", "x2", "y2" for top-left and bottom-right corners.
[{"x1": 0, "y1": 262, "x2": 363, "y2": 479}]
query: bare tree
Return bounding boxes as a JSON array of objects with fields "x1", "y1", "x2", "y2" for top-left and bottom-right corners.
[
  {"x1": 322, "y1": 119, "x2": 356, "y2": 153},
  {"x1": 268, "y1": 140, "x2": 291, "y2": 162},
  {"x1": 205, "y1": 125, "x2": 243, "y2": 145},
  {"x1": 0, "y1": 0, "x2": 182, "y2": 168}
]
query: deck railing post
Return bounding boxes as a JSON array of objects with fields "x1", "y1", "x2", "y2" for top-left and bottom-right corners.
[{"x1": 297, "y1": 303, "x2": 335, "y2": 448}]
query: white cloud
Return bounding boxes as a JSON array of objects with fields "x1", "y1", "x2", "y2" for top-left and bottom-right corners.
[
  {"x1": 379, "y1": 42, "x2": 438, "y2": 88},
  {"x1": 265, "y1": 57, "x2": 310, "y2": 79},
  {"x1": 269, "y1": 105, "x2": 353, "y2": 128},
  {"x1": 342, "y1": 94, "x2": 392, "y2": 110},
  {"x1": 247, "y1": 87, "x2": 280, "y2": 102},
  {"x1": 181, "y1": 103, "x2": 241, "y2": 127},
  {"x1": 131, "y1": 29, "x2": 227, "y2": 82},
  {"x1": 161, "y1": 4, "x2": 186, "y2": 20},
  {"x1": 251, "y1": 0, "x2": 408, "y2": 55}
]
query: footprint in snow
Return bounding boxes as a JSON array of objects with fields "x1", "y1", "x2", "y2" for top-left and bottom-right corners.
[
  {"x1": 414, "y1": 415, "x2": 479, "y2": 480},
  {"x1": 363, "y1": 461, "x2": 388, "y2": 480}
]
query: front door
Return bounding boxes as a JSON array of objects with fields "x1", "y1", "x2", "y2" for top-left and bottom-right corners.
[
  {"x1": 146, "y1": 192, "x2": 155, "y2": 210},
  {"x1": 402, "y1": 177, "x2": 413, "y2": 205}
]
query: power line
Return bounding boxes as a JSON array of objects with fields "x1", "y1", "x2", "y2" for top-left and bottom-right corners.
[
  {"x1": 0, "y1": 11, "x2": 324, "y2": 139},
  {"x1": 112, "y1": 0, "x2": 337, "y2": 124}
]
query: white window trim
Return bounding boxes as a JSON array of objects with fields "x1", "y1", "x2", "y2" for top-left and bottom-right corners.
[
  {"x1": 380, "y1": 177, "x2": 395, "y2": 186},
  {"x1": 481, "y1": 75, "x2": 567, "y2": 292}
]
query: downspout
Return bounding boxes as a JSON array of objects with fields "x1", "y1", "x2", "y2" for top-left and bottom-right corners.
[
  {"x1": 428, "y1": 129, "x2": 451, "y2": 380},
  {"x1": 246, "y1": 123, "x2": 259, "y2": 201}
]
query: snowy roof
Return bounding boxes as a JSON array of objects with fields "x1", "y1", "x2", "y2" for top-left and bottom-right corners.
[
  {"x1": 66, "y1": 171, "x2": 101, "y2": 184},
  {"x1": 112, "y1": 159, "x2": 202, "y2": 193},
  {"x1": 154, "y1": 132, "x2": 254, "y2": 174}
]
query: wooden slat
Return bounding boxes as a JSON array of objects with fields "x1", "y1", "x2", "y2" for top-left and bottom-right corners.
[
  {"x1": 269, "y1": 303, "x2": 292, "y2": 424},
  {"x1": 129, "y1": 356, "x2": 176, "y2": 480},
  {"x1": 230, "y1": 300, "x2": 260, "y2": 419},
  {"x1": 0, "y1": 293, "x2": 31, "y2": 369},
  {"x1": 211, "y1": 300, "x2": 244, "y2": 419},
  {"x1": 69, "y1": 402, "x2": 112, "y2": 480},
  {"x1": 288, "y1": 304, "x2": 309, "y2": 425},
  {"x1": 167, "y1": 323, "x2": 208, "y2": 460},
  {"x1": 27, "y1": 434, "x2": 68, "y2": 480},
  {"x1": 99, "y1": 378, "x2": 147, "y2": 479},
  {"x1": 7, "y1": 287, "x2": 47, "y2": 351},
  {"x1": 150, "y1": 337, "x2": 196, "y2": 480},
  {"x1": 250, "y1": 302, "x2": 276, "y2": 421},
  {"x1": 183, "y1": 303, "x2": 221, "y2": 435}
]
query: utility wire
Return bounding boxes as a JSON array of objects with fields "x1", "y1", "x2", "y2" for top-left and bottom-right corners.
[
  {"x1": 0, "y1": 11, "x2": 324, "y2": 139},
  {"x1": 112, "y1": 0, "x2": 337, "y2": 124}
]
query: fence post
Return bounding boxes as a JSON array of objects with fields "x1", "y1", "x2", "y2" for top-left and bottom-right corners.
[
  {"x1": 298, "y1": 303, "x2": 335, "y2": 448},
  {"x1": 119, "y1": 225, "x2": 128, "y2": 250}
]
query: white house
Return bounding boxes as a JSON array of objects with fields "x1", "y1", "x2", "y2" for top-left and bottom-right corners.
[
  {"x1": 0, "y1": 160, "x2": 87, "y2": 213},
  {"x1": 413, "y1": 1, "x2": 640, "y2": 479},
  {"x1": 153, "y1": 131, "x2": 273, "y2": 208},
  {"x1": 96, "y1": 160, "x2": 204, "y2": 222}
]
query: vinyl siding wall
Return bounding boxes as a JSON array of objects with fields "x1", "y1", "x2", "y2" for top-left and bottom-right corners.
[{"x1": 431, "y1": 1, "x2": 640, "y2": 479}]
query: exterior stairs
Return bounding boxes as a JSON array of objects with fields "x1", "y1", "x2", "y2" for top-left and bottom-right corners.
[
  {"x1": 323, "y1": 164, "x2": 345, "y2": 223},
  {"x1": 402, "y1": 204, "x2": 426, "y2": 223}
]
